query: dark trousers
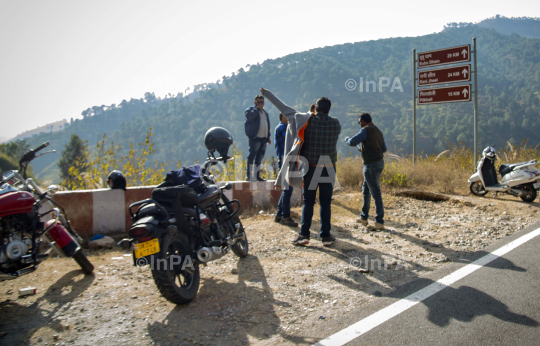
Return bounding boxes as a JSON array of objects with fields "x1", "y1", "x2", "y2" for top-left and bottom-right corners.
[
  {"x1": 246, "y1": 137, "x2": 267, "y2": 178},
  {"x1": 276, "y1": 185, "x2": 294, "y2": 218},
  {"x1": 361, "y1": 159, "x2": 385, "y2": 224},
  {"x1": 300, "y1": 167, "x2": 334, "y2": 238}
]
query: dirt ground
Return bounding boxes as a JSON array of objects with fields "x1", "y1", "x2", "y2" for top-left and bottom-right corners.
[{"x1": 0, "y1": 190, "x2": 538, "y2": 346}]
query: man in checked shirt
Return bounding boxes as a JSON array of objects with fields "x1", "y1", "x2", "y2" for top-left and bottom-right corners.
[{"x1": 260, "y1": 87, "x2": 341, "y2": 246}]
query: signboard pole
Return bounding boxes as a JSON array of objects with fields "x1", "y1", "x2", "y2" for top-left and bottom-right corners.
[
  {"x1": 473, "y1": 37, "x2": 478, "y2": 172},
  {"x1": 412, "y1": 49, "x2": 417, "y2": 166}
]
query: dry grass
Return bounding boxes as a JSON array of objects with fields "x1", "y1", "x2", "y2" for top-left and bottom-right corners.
[{"x1": 337, "y1": 140, "x2": 540, "y2": 196}]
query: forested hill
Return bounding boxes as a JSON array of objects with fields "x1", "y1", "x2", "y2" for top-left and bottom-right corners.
[
  {"x1": 478, "y1": 16, "x2": 540, "y2": 39},
  {"x1": 22, "y1": 19, "x2": 540, "y2": 183}
]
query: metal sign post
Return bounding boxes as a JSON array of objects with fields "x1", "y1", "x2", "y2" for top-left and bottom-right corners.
[
  {"x1": 413, "y1": 49, "x2": 417, "y2": 165},
  {"x1": 473, "y1": 37, "x2": 478, "y2": 172},
  {"x1": 414, "y1": 41, "x2": 477, "y2": 171}
]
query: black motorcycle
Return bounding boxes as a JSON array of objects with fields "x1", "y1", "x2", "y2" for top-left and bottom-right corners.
[{"x1": 121, "y1": 127, "x2": 248, "y2": 305}]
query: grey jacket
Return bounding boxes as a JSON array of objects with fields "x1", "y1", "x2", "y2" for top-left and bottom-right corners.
[{"x1": 263, "y1": 89, "x2": 312, "y2": 189}]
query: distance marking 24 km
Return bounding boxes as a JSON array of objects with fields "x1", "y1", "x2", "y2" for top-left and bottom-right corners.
[{"x1": 418, "y1": 64, "x2": 471, "y2": 87}]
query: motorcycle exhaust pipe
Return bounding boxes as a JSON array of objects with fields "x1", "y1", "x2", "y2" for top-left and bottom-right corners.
[
  {"x1": 197, "y1": 246, "x2": 227, "y2": 263},
  {"x1": 509, "y1": 189, "x2": 526, "y2": 198}
]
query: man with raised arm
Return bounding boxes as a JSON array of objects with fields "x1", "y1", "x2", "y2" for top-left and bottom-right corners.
[{"x1": 259, "y1": 87, "x2": 341, "y2": 246}]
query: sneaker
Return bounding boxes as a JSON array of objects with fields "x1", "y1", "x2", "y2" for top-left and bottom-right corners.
[
  {"x1": 274, "y1": 215, "x2": 282, "y2": 223},
  {"x1": 355, "y1": 218, "x2": 368, "y2": 226},
  {"x1": 367, "y1": 222, "x2": 384, "y2": 231},
  {"x1": 322, "y1": 235, "x2": 336, "y2": 246},
  {"x1": 291, "y1": 234, "x2": 310, "y2": 246},
  {"x1": 280, "y1": 217, "x2": 299, "y2": 227}
]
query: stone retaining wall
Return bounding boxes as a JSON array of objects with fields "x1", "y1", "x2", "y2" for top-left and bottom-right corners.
[{"x1": 51, "y1": 181, "x2": 300, "y2": 237}]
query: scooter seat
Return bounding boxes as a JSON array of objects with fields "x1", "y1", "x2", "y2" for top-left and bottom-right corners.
[{"x1": 499, "y1": 164, "x2": 513, "y2": 176}]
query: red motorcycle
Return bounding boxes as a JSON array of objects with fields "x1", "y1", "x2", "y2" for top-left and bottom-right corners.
[{"x1": 0, "y1": 142, "x2": 93, "y2": 280}]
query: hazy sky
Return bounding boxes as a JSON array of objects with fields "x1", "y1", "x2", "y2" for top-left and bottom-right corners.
[{"x1": 1, "y1": 0, "x2": 539, "y2": 140}]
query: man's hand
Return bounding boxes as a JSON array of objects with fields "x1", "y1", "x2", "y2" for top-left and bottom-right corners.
[
  {"x1": 260, "y1": 87, "x2": 266, "y2": 95},
  {"x1": 344, "y1": 136, "x2": 350, "y2": 143},
  {"x1": 267, "y1": 138, "x2": 271, "y2": 145}
]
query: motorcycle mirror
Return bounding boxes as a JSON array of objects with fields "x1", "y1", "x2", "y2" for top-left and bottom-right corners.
[
  {"x1": 48, "y1": 185, "x2": 59, "y2": 194},
  {"x1": 2, "y1": 170, "x2": 17, "y2": 181}
]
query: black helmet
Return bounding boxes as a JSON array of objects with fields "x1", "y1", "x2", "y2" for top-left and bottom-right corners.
[
  {"x1": 204, "y1": 127, "x2": 233, "y2": 159},
  {"x1": 107, "y1": 170, "x2": 126, "y2": 190}
]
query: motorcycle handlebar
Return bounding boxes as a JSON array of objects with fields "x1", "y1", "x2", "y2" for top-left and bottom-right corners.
[
  {"x1": 34, "y1": 141, "x2": 50, "y2": 153},
  {"x1": 19, "y1": 142, "x2": 50, "y2": 165}
]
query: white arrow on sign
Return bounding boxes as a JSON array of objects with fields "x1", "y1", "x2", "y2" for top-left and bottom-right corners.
[
  {"x1": 462, "y1": 88, "x2": 469, "y2": 98},
  {"x1": 462, "y1": 68, "x2": 468, "y2": 78},
  {"x1": 462, "y1": 49, "x2": 468, "y2": 58}
]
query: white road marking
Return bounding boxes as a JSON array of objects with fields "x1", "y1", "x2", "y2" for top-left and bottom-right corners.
[{"x1": 315, "y1": 227, "x2": 540, "y2": 346}]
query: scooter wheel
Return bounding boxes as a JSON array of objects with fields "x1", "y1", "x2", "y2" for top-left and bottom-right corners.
[
  {"x1": 520, "y1": 183, "x2": 537, "y2": 203},
  {"x1": 469, "y1": 182, "x2": 488, "y2": 196}
]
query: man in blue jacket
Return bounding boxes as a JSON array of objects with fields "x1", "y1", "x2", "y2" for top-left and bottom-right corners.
[{"x1": 244, "y1": 95, "x2": 271, "y2": 181}]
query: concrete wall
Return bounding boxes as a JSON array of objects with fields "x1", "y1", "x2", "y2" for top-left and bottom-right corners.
[{"x1": 51, "y1": 181, "x2": 301, "y2": 237}]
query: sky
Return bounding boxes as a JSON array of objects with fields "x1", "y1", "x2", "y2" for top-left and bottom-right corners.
[{"x1": 1, "y1": 0, "x2": 539, "y2": 141}]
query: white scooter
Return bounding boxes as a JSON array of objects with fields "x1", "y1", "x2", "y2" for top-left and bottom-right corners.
[{"x1": 468, "y1": 146, "x2": 540, "y2": 202}]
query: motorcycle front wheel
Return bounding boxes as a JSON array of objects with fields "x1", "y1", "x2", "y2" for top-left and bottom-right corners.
[
  {"x1": 520, "y1": 183, "x2": 537, "y2": 203},
  {"x1": 469, "y1": 182, "x2": 488, "y2": 196},
  {"x1": 151, "y1": 232, "x2": 200, "y2": 305}
]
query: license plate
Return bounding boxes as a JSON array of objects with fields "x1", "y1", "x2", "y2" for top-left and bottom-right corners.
[
  {"x1": 534, "y1": 183, "x2": 540, "y2": 189},
  {"x1": 134, "y1": 238, "x2": 160, "y2": 259}
]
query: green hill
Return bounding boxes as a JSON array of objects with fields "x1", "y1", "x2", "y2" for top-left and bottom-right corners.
[{"x1": 21, "y1": 19, "x2": 540, "y2": 184}]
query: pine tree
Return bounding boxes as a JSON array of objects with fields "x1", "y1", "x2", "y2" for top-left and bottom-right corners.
[{"x1": 58, "y1": 134, "x2": 87, "y2": 185}]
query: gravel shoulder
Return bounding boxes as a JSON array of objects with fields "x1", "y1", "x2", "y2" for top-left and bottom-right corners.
[{"x1": 0, "y1": 191, "x2": 538, "y2": 346}]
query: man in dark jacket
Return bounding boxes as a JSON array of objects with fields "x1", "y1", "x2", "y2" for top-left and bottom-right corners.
[
  {"x1": 244, "y1": 95, "x2": 271, "y2": 181},
  {"x1": 345, "y1": 112, "x2": 386, "y2": 230}
]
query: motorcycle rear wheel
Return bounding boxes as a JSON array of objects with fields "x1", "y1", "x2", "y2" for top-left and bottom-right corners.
[
  {"x1": 151, "y1": 232, "x2": 200, "y2": 305},
  {"x1": 72, "y1": 250, "x2": 94, "y2": 275},
  {"x1": 230, "y1": 216, "x2": 249, "y2": 258},
  {"x1": 469, "y1": 182, "x2": 488, "y2": 196},
  {"x1": 520, "y1": 183, "x2": 537, "y2": 203}
]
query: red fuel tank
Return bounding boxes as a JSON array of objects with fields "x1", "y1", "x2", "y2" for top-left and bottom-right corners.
[{"x1": 0, "y1": 191, "x2": 35, "y2": 217}]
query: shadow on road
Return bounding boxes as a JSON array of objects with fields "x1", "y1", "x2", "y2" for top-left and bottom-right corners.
[
  {"x1": 0, "y1": 270, "x2": 95, "y2": 345},
  {"x1": 147, "y1": 255, "x2": 314, "y2": 345},
  {"x1": 383, "y1": 255, "x2": 537, "y2": 328}
]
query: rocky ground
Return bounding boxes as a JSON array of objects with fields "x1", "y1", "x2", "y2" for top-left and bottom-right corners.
[{"x1": 0, "y1": 190, "x2": 538, "y2": 346}]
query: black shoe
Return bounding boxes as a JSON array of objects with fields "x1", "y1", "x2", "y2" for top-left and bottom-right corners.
[
  {"x1": 321, "y1": 235, "x2": 336, "y2": 246},
  {"x1": 280, "y1": 217, "x2": 299, "y2": 227},
  {"x1": 274, "y1": 214, "x2": 282, "y2": 223},
  {"x1": 291, "y1": 234, "x2": 310, "y2": 246}
]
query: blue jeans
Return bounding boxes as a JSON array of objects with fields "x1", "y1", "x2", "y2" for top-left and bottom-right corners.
[
  {"x1": 247, "y1": 137, "x2": 267, "y2": 178},
  {"x1": 276, "y1": 185, "x2": 293, "y2": 218},
  {"x1": 300, "y1": 167, "x2": 334, "y2": 238},
  {"x1": 361, "y1": 159, "x2": 384, "y2": 224}
]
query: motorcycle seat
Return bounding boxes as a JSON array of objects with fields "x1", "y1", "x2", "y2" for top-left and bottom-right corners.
[{"x1": 137, "y1": 204, "x2": 164, "y2": 218}]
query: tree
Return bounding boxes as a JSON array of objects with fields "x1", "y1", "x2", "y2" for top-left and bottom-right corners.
[{"x1": 58, "y1": 134, "x2": 87, "y2": 186}]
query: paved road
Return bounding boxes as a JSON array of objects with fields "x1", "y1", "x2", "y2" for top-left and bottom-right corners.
[{"x1": 311, "y1": 222, "x2": 540, "y2": 346}]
